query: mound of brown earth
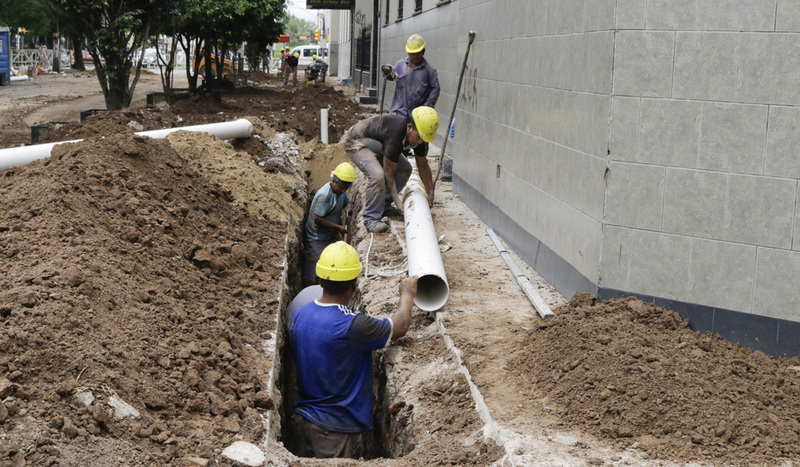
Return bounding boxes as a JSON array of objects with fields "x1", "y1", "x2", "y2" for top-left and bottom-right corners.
[
  {"x1": 509, "y1": 292, "x2": 800, "y2": 465},
  {"x1": 0, "y1": 132, "x2": 290, "y2": 465}
]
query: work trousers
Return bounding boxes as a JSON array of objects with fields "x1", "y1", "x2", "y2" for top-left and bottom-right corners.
[
  {"x1": 292, "y1": 413, "x2": 364, "y2": 459},
  {"x1": 283, "y1": 65, "x2": 298, "y2": 86},
  {"x1": 347, "y1": 146, "x2": 412, "y2": 228}
]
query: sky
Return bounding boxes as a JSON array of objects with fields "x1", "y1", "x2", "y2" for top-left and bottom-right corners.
[{"x1": 286, "y1": 0, "x2": 319, "y2": 22}]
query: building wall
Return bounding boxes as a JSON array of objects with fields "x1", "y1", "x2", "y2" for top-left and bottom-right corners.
[
  {"x1": 600, "y1": 1, "x2": 800, "y2": 356},
  {"x1": 452, "y1": 0, "x2": 615, "y2": 300},
  {"x1": 377, "y1": 0, "x2": 800, "y2": 357},
  {"x1": 330, "y1": 9, "x2": 352, "y2": 79}
]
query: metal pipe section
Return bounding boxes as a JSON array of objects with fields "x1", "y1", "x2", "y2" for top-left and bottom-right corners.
[
  {"x1": 320, "y1": 109, "x2": 329, "y2": 144},
  {"x1": 402, "y1": 167, "x2": 449, "y2": 311},
  {"x1": 0, "y1": 118, "x2": 254, "y2": 171}
]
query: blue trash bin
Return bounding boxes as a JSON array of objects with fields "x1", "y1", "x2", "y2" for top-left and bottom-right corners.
[{"x1": 0, "y1": 27, "x2": 10, "y2": 86}]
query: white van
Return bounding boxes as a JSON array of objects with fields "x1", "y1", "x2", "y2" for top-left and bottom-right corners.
[{"x1": 290, "y1": 46, "x2": 329, "y2": 68}]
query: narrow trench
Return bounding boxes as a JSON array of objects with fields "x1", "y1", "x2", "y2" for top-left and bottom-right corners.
[{"x1": 275, "y1": 177, "x2": 408, "y2": 460}]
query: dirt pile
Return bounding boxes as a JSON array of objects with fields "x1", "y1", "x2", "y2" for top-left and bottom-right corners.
[
  {"x1": 32, "y1": 73, "x2": 367, "y2": 149},
  {"x1": 0, "y1": 132, "x2": 290, "y2": 465},
  {"x1": 511, "y1": 292, "x2": 800, "y2": 465}
]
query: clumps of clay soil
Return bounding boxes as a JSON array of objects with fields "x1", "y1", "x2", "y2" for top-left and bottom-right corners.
[
  {"x1": 513, "y1": 292, "x2": 800, "y2": 465},
  {"x1": 0, "y1": 132, "x2": 288, "y2": 465}
]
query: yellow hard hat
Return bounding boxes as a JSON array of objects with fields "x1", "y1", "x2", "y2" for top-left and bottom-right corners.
[
  {"x1": 406, "y1": 34, "x2": 426, "y2": 54},
  {"x1": 331, "y1": 162, "x2": 356, "y2": 183},
  {"x1": 412, "y1": 106, "x2": 439, "y2": 143},
  {"x1": 316, "y1": 241, "x2": 362, "y2": 281},
  {"x1": 312, "y1": 54, "x2": 318, "y2": 60},
  {"x1": 294, "y1": 53, "x2": 300, "y2": 58}
]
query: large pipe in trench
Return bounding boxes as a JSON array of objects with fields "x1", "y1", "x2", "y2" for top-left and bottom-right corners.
[
  {"x1": 402, "y1": 165, "x2": 449, "y2": 312},
  {"x1": 0, "y1": 118, "x2": 254, "y2": 171}
]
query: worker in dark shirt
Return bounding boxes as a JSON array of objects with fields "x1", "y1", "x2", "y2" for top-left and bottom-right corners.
[
  {"x1": 344, "y1": 106, "x2": 439, "y2": 233},
  {"x1": 284, "y1": 52, "x2": 299, "y2": 86}
]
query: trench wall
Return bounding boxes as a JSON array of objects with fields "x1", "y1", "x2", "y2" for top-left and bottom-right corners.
[{"x1": 376, "y1": 0, "x2": 800, "y2": 357}]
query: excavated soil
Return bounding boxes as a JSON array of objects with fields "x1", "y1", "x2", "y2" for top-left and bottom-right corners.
[{"x1": 1, "y1": 71, "x2": 800, "y2": 467}]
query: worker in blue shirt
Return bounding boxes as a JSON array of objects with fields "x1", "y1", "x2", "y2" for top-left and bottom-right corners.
[
  {"x1": 288, "y1": 241, "x2": 419, "y2": 458},
  {"x1": 302, "y1": 162, "x2": 356, "y2": 286}
]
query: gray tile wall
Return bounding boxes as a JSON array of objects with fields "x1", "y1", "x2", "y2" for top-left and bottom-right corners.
[
  {"x1": 449, "y1": 0, "x2": 615, "y2": 282},
  {"x1": 378, "y1": 0, "x2": 800, "y2": 326},
  {"x1": 605, "y1": 0, "x2": 800, "y2": 324}
]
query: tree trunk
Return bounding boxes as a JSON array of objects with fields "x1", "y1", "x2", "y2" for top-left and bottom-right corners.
[
  {"x1": 71, "y1": 35, "x2": 85, "y2": 71},
  {"x1": 101, "y1": 59, "x2": 131, "y2": 110}
]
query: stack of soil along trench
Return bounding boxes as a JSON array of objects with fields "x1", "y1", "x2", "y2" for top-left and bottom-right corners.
[{"x1": 0, "y1": 124, "x2": 302, "y2": 465}]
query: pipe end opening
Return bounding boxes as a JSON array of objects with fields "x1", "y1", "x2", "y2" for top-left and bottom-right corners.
[{"x1": 414, "y1": 274, "x2": 449, "y2": 312}]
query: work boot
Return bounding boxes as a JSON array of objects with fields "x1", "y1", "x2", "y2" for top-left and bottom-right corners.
[{"x1": 367, "y1": 221, "x2": 389, "y2": 233}]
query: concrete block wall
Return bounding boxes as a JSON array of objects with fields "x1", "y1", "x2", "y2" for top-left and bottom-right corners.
[
  {"x1": 450, "y1": 0, "x2": 615, "y2": 298},
  {"x1": 605, "y1": 1, "x2": 800, "y2": 319},
  {"x1": 603, "y1": 0, "x2": 800, "y2": 355},
  {"x1": 377, "y1": 0, "x2": 800, "y2": 355}
]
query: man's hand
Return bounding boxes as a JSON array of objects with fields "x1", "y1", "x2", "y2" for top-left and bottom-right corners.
[
  {"x1": 381, "y1": 64, "x2": 397, "y2": 81},
  {"x1": 399, "y1": 275, "x2": 419, "y2": 297},
  {"x1": 427, "y1": 190, "x2": 435, "y2": 208}
]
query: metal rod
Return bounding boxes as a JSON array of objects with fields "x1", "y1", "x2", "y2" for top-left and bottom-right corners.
[{"x1": 433, "y1": 31, "x2": 476, "y2": 188}]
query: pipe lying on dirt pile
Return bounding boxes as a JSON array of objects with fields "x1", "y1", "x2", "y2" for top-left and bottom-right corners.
[
  {"x1": 0, "y1": 118, "x2": 254, "y2": 171},
  {"x1": 402, "y1": 164, "x2": 449, "y2": 311}
]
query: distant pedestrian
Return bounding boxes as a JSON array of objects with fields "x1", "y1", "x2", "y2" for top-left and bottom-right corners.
[{"x1": 262, "y1": 47, "x2": 271, "y2": 73}]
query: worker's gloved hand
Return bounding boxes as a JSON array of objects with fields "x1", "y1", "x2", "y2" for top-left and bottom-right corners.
[
  {"x1": 381, "y1": 64, "x2": 397, "y2": 81},
  {"x1": 399, "y1": 275, "x2": 419, "y2": 297}
]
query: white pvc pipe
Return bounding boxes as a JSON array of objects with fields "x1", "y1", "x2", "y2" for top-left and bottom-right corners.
[
  {"x1": 402, "y1": 167, "x2": 449, "y2": 311},
  {"x1": 0, "y1": 118, "x2": 254, "y2": 171},
  {"x1": 320, "y1": 109, "x2": 329, "y2": 144}
]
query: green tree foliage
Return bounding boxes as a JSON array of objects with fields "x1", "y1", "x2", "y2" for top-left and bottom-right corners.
[
  {"x1": 4, "y1": 0, "x2": 286, "y2": 103},
  {"x1": 0, "y1": 0, "x2": 55, "y2": 39},
  {"x1": 282, "y1": 15, "x2": 315, "y2": 49},
  {"x1": 174, "y1": 0, "x2": 285, "y2": 91},
  {"x1": 52, "y1": 0, "x2": 171, "y2": 109}
]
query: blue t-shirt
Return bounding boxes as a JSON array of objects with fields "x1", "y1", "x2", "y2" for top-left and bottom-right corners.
[
  {"x1": 305, "y1": 182, "x2": 349, "y2": 243},
  {"x1": 289, "y1": 300, "x2": 393, "y2": 433}
]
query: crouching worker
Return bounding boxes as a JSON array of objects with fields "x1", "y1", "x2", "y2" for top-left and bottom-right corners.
[
  {"x1": 344, "y1": 106, "x2": 439, "y2": 233},
  {"x1": 312, "y1": 54, "x2": 328, "y2": 83},
  {"x1": 302, "y1": 162, "x2": 356, "y2": 286},
  {"x1": 288, "y1": 241, "x2": 419, "y2": 458}
]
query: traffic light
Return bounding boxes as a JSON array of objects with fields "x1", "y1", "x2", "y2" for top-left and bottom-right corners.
[{"x1": 314, "y1": 29, "x2": 321, "y2": 41}]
